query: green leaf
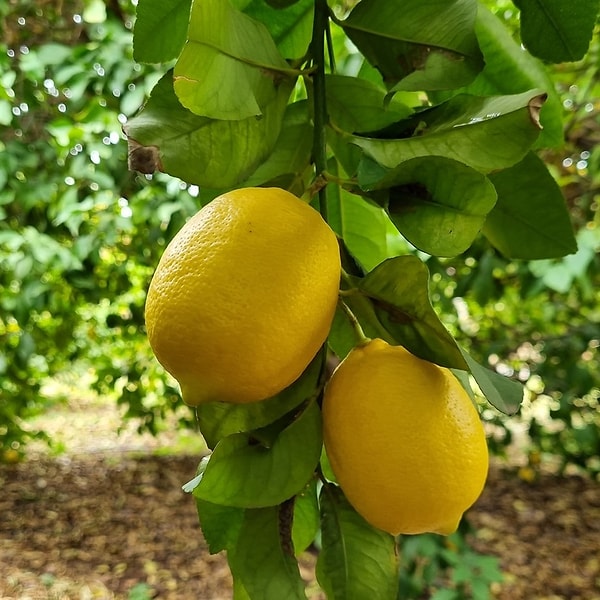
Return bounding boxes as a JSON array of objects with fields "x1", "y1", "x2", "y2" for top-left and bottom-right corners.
[
  {"x1": 351, "y1": 90, "x2": 546, "y2": 173},
  {"x1": 292, "y1": 479, "x2": 320, "y2": 555},
  {"x1": 192, "y1": 402, "x2": 322, "y2": 508},
  {"x1": 529, "y1": 228, "x2": 600, "y2": 294},
  {"x1": 239, "y1": 0, "x2": 314, "y2": 59},
  {"x1": 233, "y1": 579, "x2": 252, "y2": 600},
  {"x1": 483, "y1": 152, "x2": 577, "y2": 259},
  {"x1": 326, "y1": 74, "x2": 413, "y2": 133},
  {"x1": 195, "y1": 499, "x2": 245, "y2": 554},
  {"x1": 229, "y1": 507, "x2": 307, "y2": 600},
  {"x1": 528, "y1": 227, "x2": 598, "y2": 293},
  {"x1": 514, "y1": 0, "x2": 600, "y2": 63},
  {"x1": 173, "y1": 0, "x2": 293, "y2": 120},
  {"x1": 327, "y1": 186, "x2": 404, "y2": 272},
  {"x1": 242, "y1": 100, "x2": 313, "y2": 195},
  {"x1": 461, "y1": 350, "x2": 523, "y2": 415},
  {"x1": 124, "y1": 71, "x2": 292, "y2": 188},
  {"x1": 359, "y1": 156, "x2": 498, "y2": 257},
  {"x1": 338, "y1": 0, "x2": 483, "y2": 91},
  {"x1": 345, "y1": 256, "x2": 468, "y2": 369},
  {"x1": 442, "y1": 5, "x2": 564, "y2": 148},
  {"x1": 316, "y1": 484, "x2": 399, "y2": 600},
  {"x1": 133, "y1": 0, "x2": 192, "y2": 63},
  {"x1": 196, "y1": 349, "x2": 323, "y2": 449}
]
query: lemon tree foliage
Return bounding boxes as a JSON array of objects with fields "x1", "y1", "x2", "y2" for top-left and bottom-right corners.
[
  {"x1": 124, "y1": 0, "x2": 600, "y2": 597},
  {"x1": 0, "y1": 1, "x2": 202, "y2": 455}
]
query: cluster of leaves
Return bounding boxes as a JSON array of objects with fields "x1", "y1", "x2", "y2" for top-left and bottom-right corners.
[
  {"x1": 425, "y1": 19, "x2": 600, "y2": 473},
  {"x1": 0, "y1": 0, "x2": 198, "y2": 455},
  {"x1": 127, "y1": 0, "x2": 598, "y2": 598}
]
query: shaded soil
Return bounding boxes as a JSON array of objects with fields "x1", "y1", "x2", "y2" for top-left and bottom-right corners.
[{"x1": 1, "y1": 454, "x2": 599, "y2": 600}]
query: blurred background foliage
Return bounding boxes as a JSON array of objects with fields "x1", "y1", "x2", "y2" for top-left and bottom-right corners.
[{"x1": 0, "y1": 0, "x2": 598, "y2": 480}]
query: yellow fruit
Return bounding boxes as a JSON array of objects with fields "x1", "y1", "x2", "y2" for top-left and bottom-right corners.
[
  {"x1": 322, "y1": 338, "x2": 489, "y2": 536},
  {"x1": 145, "y1": 187, "x2": 341, "y2": 406}
]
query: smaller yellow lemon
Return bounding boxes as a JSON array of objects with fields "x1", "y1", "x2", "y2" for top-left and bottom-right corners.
[
  {"x1": 322, "y1": 338, "x2": 489, "y2": 536},
  {"x1": 145, "y1": 187, "x2": 340, "y2": 406}
]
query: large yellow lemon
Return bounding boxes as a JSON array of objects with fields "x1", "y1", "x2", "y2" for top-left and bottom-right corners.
[
  {"x1": 145, "y1": 187, "x2": 340, "y2": 406},
  {"x1": 322, "y1": 338, "x2": 489, "y2": 535}
]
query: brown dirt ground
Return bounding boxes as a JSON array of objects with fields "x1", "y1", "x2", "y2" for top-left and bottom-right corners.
[
  {"x1": 1, "y1": 455, "x2": 599, "y2": 600},
  {"x1": 1, "y1": 395, "x2": 599, "y2": 599}
]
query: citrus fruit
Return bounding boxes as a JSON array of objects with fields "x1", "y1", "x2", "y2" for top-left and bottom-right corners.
[
  {"x1": 145, "y1": 187, "x2": 341, "y2": 406},
  {"x1": 322, "y1": 338, "x2": 489, "y2": 535}
]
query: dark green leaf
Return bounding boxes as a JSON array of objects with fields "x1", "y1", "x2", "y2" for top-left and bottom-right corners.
[
  {"x1": 359, "y1": 156, "x2": 497, "y2": 257},
  {"x1": 196, "y1": 349, "x2": 323, "y2": 449},
  {"x1": 133, "y1": 0, "x2": 192, "y2": 63},
  {"x1": 195, "y1": 499, "x2": 245, "y2": 554},
  {"x1": 124, "y1": 72, "x2": 292, "y2": 188},
  {"x1": 229, "y1": 506, "x2": 307, "y2": 600},
  {"x1": 461, "y1": 350, "x2": 523, "y2": 415},
  {"x1": 484, "y1": 152, "x2": 577, "y2": 259},
  {"x1": 192, "y1": 402, "x2": 322, "y2": 508},
  {"x1": 351, "y1": 90, "x2": 546, "y2": 173},
  {"x1": 265, "y1": 0, "x2": 302, "y2": 7},
  {"x1": 240, "y1": 0, "x2": 313, "y2": 59},
  {"x1": 514, "y1": 0, "x2": 600, "y2": 63},
  {"x1": 338, "y1": 0, "x2": 483, "y2": 91},
  {"x1": 173, "y1": 0, "x2": 293, "y2": 119},
  {"x1": 316, "y1": 484, "x2": 399, "y2": 600},
  {"x1": 326, "y1": 74, "x2": 413, "y2": 133},
  {"x1": 346, "y1": 256, "x2": 468, "y2": 369},
  {"x1": 439, "y1": 5, "x2": 564, "y2": 148}
]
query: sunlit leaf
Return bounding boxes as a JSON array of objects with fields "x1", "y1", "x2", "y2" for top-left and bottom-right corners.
[
  {"x1": 514, "y1": 0, "x2": 600, "y2": 63},
  {"x1": 229, "y1": 506, "x2": 307, "y2": 600},
  {"x1": 316, "y1": 484, "x2": 399, "y2": 600},
  {"x1": 124, "y1": 72, "x2": 292, "y2": 188},
  {"x1": 338, "y1": 0, "x2": 483, "y2": 91},
  {"x1": 359, "y1": 156, "x2": 497, "y2": 257},
  {"x1": 435, "y1": 5, "x2": 564, "y2": 148},
  {"x1": 292, "y1": 479, "x2": 320, "y2": 555},
  {"x1": 174, "y1": 0, "x2": 293, "y2": 119},
  {"x1": 239, "y1": 0, "x2": 314, "y2": 59},
  {"x1": 351, "y1": 90, "x2": 546, "y2": 173},
  {"x1": 528, "y1": 228, "x2": 599, "y2": 294},
  {"x1": 483, "y1": 152, "x2": 577, "y2": 259},
  {"x1": 461, "y1": 350, "x2": 523, "y2": 415},
  {"x1": 327, "y1": 185, "x2": 400, "y2": 272},
  {"x1": 192, "y1": 402, "x2": 322, "y2": 508}
]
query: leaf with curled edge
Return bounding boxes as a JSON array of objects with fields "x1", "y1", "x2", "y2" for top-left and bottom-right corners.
[{"x1": 351, "y1": 90, "x2": 547, "y2": 174}]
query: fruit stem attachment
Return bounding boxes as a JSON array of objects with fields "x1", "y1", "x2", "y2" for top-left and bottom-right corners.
[
  {"x1": 310, "y1": 0, "x2": 330, "y2": 221},
  {"x1": 339, "y1": 298, "x2": 370, "y2": 345}
]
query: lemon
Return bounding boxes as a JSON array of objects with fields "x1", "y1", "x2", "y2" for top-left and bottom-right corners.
[
  {"x1": 322, "y1": 338, "x2": 488, "y2": 536},
  {"x1": 145, "y1": 187, "x2": 341, "y2": 406}
]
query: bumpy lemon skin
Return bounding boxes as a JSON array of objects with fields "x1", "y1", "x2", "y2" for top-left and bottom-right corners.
[
  {"x1": 145, "y1": 187, "x2": 341, "y2": 406},
  {"x1": 322, "y1": 338, "x2": 489, "y2": 536}
]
